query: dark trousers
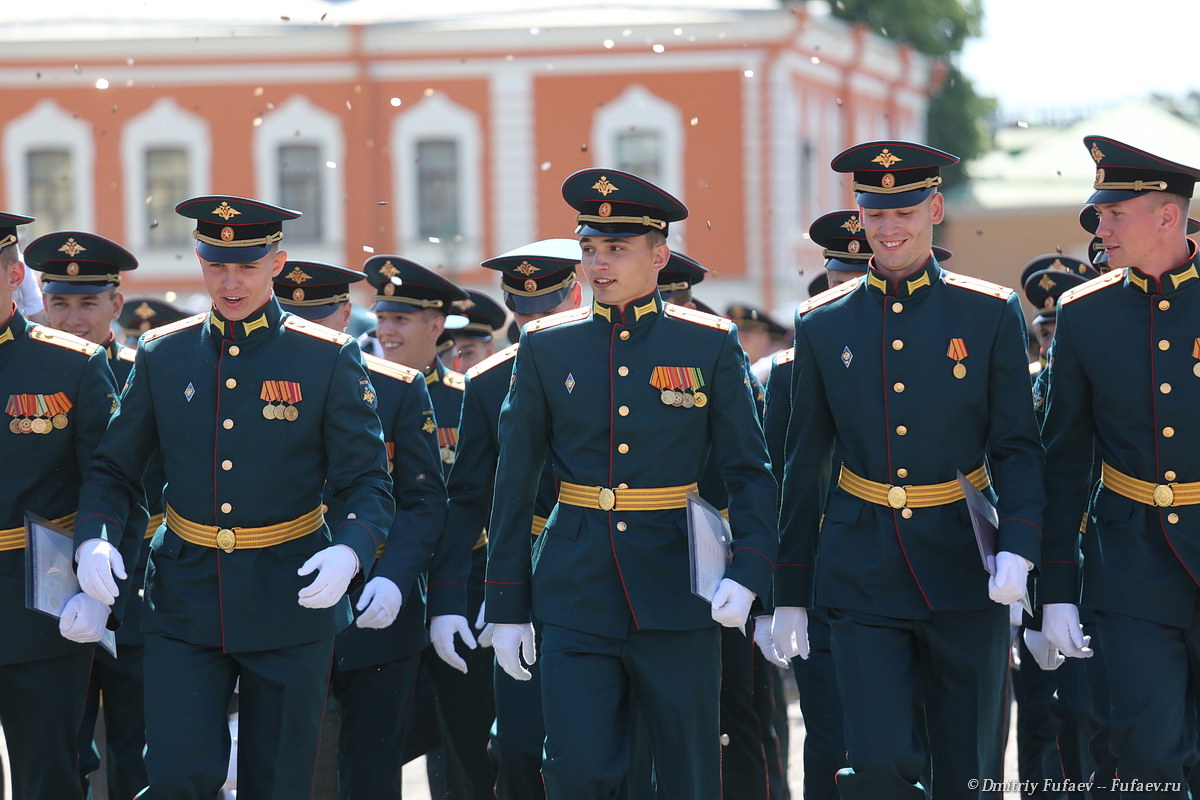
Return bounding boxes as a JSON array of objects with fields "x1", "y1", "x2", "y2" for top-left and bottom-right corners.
[
  {"x1": 1093, "y1": 609, "x2": 1200, "y2": 799},
  {"x1": 493, "y1": 647, "x2": 545, "y2": 800},
  {"x1": 1013, "y1": 632, "x2": 1066, "y2": 798},
  {"x1": 0, "y1": 648, "x2": 94, "y2": 799},
  {"x1": 792, "y1": 609, "x2": 848, "y2": 800},
  {"x1": 754, "y1": 653, "x2": 791, "y2": 800},
  {"x1": 721, "y1": 623, "x2": 769, "y2": 800},
  {"x1": 79, "y1": 643, "x2": 148, "y2": 800},
  {"x1": 1053, "y1": 640, "x2": 1100, "y2": 800},
  {"x1": 829, "y1": 606, "x2": 1009, "y2": 800},
  {"x1": 540, "y1": 623, "x2": 721, "y2": 800},
  {"x1": 141, "y1": 633, "x2": 333, "y2": 800},
  {"x1": 330, "y1": 653, "x2": 422, "y2": 800}
]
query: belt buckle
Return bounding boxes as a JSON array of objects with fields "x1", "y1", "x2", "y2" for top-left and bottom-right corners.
[
  {"x1": 1153, "y1": 484, "x2": 1175, "y2": 508},
  {"x1": 598, "y1": 487, "x2": 616, "y2": 512},
  {"x1": 216, "y1": 528, "x2": 237, "y2": 553},
  {"x1": 887, "y1": 486, "x2": 908, "y2": 509}
]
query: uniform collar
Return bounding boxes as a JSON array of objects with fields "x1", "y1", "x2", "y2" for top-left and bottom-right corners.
[
  {"x1": 424, "y1": 357, "x2": 447, "y2": 386},
  {"x1": 102, "y1": 333, "x2": 120, "y2": 360},
  {"x1": 207, "y1": 296, "x2": 282, "y2": 341},
  {"x1": 0, "y1": 304, "x2": 27, "y2": 348},
  {"x1": 1125, "y1": 239, "x2": 1200, "y2": 295},
  {"x1": 864, "y1": 256, "x2": 942, "y2": 299},
  {"x1": 592, "y1": 289, "x2": 663, "y2": 328}
]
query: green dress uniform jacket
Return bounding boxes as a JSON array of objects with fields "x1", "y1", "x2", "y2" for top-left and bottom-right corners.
[
  {"x1": 486, "y1": 292, "x2": 778, "y2": 636},
  {"x1": 0, "y1": 306, "x2": 119, "y2": 665},
  {"x1": 778, "y1": 260, "x2": 1046, "y2": 617},
  {"x1": 73, "y1": 297, "x2": 394, "y2": 652}
]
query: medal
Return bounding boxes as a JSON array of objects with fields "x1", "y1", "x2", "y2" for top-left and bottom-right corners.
[
  {"x1": 947, "y1": 338, "x2": 968, "y2": 381},
  {"x1": 31, "y1": 418, "x2": 49, "y2": 434},
  {"x1": 283, "y1": 405, "x2": 299, "y2": 422},
  {"x1": 672, "y1": 392, "x2": 685, "y2": 407},
  {"x1": 52, "y1": 414, "x2": 68, "y2": 429},
  {"x1": 681, "y1": 391, "x2": 695, "y2": 408},
  {"x1": 1193, "y1": 362, "x2": 1200, "y2": 378},
  {"x1": 8, "y1": 418, "x2": 20, "y2": 434},
  {"x1": 650, "y1": 366, "x2": 706, "y2": 409},
  {"x1": 693, "y1": 391, "x2": 708, "y2": 408},
  {"x1": 953, "y1": 363, "x2": 967, "y2": 380},
  {"x1": 440, "y1": 446, "x2": 455, "y2": 464},
  {"x1": 18, "y1": 418, "x2": 32, "y2": 434},
  {"x1": 660, "y1": 390, "x2": 677, "y2": 405},
  {"x1": 263, "y1": 404, "x2": 277, "y2": 420}
]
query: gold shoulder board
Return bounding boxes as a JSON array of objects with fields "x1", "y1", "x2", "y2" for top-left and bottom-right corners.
[
  {"x1": 1059, "y1": 269, "x2": 1124, "y2": 305},
  {"x1": 443, "y1": 370, "x2": 467, "y2": 391},
  {"x1": 364, "y1": 353, "x2": 419, "y2": 383},
  {"x1": 796, "y1": 276, "x2": 860, "y2": 315},
  {"x1": 524, "y1": 305, "x2": 590, "y2": 333},
  {"x1": 774, "y1": 347, "x2": 796, "y2": 366},
  {"x1": 29, "y1": 325, "x2": 103, "y2": 356},
  {"x1": 117, "y1": 346, "x2": 137, "y2": 363},
  {"x1": 943, "y1": 271, "x2": 1014, "y2": 300},
  {"x1": 663, "y1": 304, "x2": 733, "y2": 331},
  {"x1": 467, "y1": 343, "x2": 520, "y2": 380},
  {"x1": 142, "y1": 312, "x2": 207, "y2": 343},
  {"x1": 283, "y1": 315, "x2": 352, "y2": 345}
]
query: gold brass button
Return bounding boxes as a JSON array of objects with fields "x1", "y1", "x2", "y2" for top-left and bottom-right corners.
[
  {"x1": 1159, "y1": 299, "x2": 1171, "y2": 311},
  {"x1": 897, "y1": 468, "x2": 909, "y2": 478},
  {"x1": 618, "y1": 443, "x2": 630, "y2": 454},
  {"x1": 617, "y1": 483, "x2": 629, "y2": 490},
  {"x1": 1159, "y1": 340, "x2": 1170, "y2": 351},
  {"x1": 619, "y1": 405, "x2": 630, "y2": 416},
  {"x1": 1168, "y1": 513, "x2": 1180, "y2": 524},
  {"x1": 221, "y1": 460, "x2": 233, "y2": 471},
  {"x1": 225, "y1": 378, "x2": 237, "y2": 389},
  {"x1": 616, "y1": 521, "x2": 628, "y2": 532},
  {"x1": 619, "y1": 330, "x2": 631, "y2": 340},
  {"x1": 892, "y1": 302, "x2": 903, "y2": 313},
  {"x1": 1165, "y1": 470, "x2": 1177, "y2": 481},
  {"x1": 228, "y1": 345, "x2": 241, "y2": 356},
  {"x1": 1163, "y1": 426, "x2": 1175, "y2": 438},
  {"x1": 220, "y1": 502, "x2": 233, "y2": 514},
  {"x1": 892, "y1": 339, "x2": 904, "y2": 350},
  {"x1": 896, "y1": 425, "x2": 908, "y2": 436},
  {"x1": 1161, "y1": 383, "x2": 1172, "y2": 394},
  {"x1": 901, "y1": 508, "x2": 913, "y2": 519},
  {"x1": 223, "y1": 419, "x2": 234, "y2": 430},
  {"x1": 216, "y1": 529, "x2": 236, "y2": 552},
  {"x1": 893, "y1": 382, "x2": 905, "y2": 393},
  {"x1": 618, "y1": 366, "x2": 629, "y2": 377}
]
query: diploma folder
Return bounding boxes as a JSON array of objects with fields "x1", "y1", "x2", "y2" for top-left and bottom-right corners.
[
  {"x1": 686, "y1": 490, "x2": 746, "y2": 634},
  {"x1": 955, "y1": 472, "x2": 1033, "y2": 617},
  {"x1": 25, "y1": 512, "x2": 117, "y2": 657}
]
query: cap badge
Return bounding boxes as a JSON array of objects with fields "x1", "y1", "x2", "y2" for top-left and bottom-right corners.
[
  {"x1": 220, "y1": 226, "x2": 235, "y2": 242},
  {"x1": 524, "y1": 278, "x2": 539, "y2": 293},
  {"x1": 1037, "y1": 274, "x2": 1056, "y2": 292},
  {"x1": 1043, "y1": 297, "x2": 1056, "y2": 310},
  {"x1": 591, "y1": 176, "x2": 619, "y2": 197},
  {"x1": 564, "y1": 372, "x2": 576, "y2": 394},
  {"x1": 383, "y1": 283, "x2": 396, "y2": 296},
  {"x1": 1090, "y1": 142, "x2": 1105, "y2": 163},
  {"x1": 841, "y1": 346, "x2": 853, "y2": 368},
  {"x1": 184, "y1": 382, "x2": 196, "y2": 402},
  {"x1": 213, "y1": 201, "x2": 241, "y2": 220},
  {"x1": 135, "y1": 302, "x2": 156, "y2": 320},
  {"x1": 286, "y1": 266, "x2": 312, "y2": 283},
  {"x1": 841, "y1": 216, "x2": 862, "y2": 234},
  {"x1": 66, "y1": 262, "x2": 80, "y2": 276},
  {"x1": 292, "y1": 288, "x2": 305, "y2": 301},
  {"x1": 1048, "y1": 259, "x2": 1069, "y2": 273},
  {"x1": 515, "y1": 261, "x2": 540, "y2": 276},
  {"x1": 452, "y1": 299, "x2": 475, "y2": 311},
  {"x1": 1095, "y1": 168, "x2": 1105, "y2": 185},
  {"x1": 847, "y1": 241, "x2": 861, "y2": 254},
  {"x1": 872, "y1": 148, "x2": 902, "y2": 168},
  {"x1": 881, "y1": 173, "x2": 896, "y2": 189},
  {"x1": 379, "y1": 260, "x2": 400, "y2": 278},
  {"x1": 598, "y1": 202, "x2": 613, "y2": 218},
  {"x1": 58, "y1": 238, "x2": 86, "y2": 257}
]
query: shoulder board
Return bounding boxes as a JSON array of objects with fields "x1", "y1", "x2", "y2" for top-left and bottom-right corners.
[
  {"x1": 142, "y1": 312, "x2": 207, "y2": 343},
  {"x1": 363, "y1": 353, "x2": 418, "y2": 383},
  {"x1": 117, "y1": 346, "x2": 137, "y2": 363},
  {"x1": 1059, "y1": 269, "x2": 1124, "y2": 305},
  {"x1": 663, "y1": 303, "x2": 733, "y2": 331},
  {"x1": 796, "y1": 276, "x2": 860, "y2": 315},
  {"x1": 942, "y1": 272, "x2": 1014, "y2": 300},
  {"x1": 28, "y1": 325, "x2": 103, "y2": 356},
  {"x1": 525, "y1": 305, "x2": 591, "y2": 333},
  {"x1": 283, "y1": 315, "x2": 352, "y2": 345},
  {"x1": 467, "y1": 342, "x2": 519, "y2": 380},
  {"x1": 774, "y1": 347, "x2": 795, "y2": 366},
  {"x1": 443, "y1": 370, "x2": 466, "y2": 391}
]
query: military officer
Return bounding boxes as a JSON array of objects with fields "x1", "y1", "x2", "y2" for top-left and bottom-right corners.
[
  {"x1": 118, "y1": 296, "x2": 190, "y2": 345},
  {"x1": 773, "y1": 141, "x2": 1046, "y2": 799},
  {"x1": 23, "y1": 229, "x2": 157, "y2": 800},
  {"x1": 1039, "y1": 136, "x2": 1200, "y2": 796},
  {"x1": 485, "y1": 168, "x2": 777, "y2": 799},
  {"x1": 71, "y1": 195, "x2": 394, "y2": 799},
  {"x1": 275, "y1": 259, "x2": 447, "y2": 799},
  {"x1": 0, "y1": 213, "x2": 122, "y2": 798},
  {"x1": 1021, "y1": 254, "x2": 1098, "y2": 374},
  {"x1": 447, "y1": 288, "x2": 508, "y2": 372}
]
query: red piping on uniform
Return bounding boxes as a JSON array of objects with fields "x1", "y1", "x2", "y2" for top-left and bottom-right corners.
[
  {"x1": 484, "y1": 580, "x2": 527, "y2": 585},
  {"x1": 607, "y1": 320, "x2": 639, "y2": 629},
  {"x1": 214, "y1": 342, "x2": 227, "y2": 650},
  {"x1": 999, "y1": 517, "x2": 1042, "y2": 536},
  {"x1": 336, "y1": 519, "x2": 378, "y2": 552},
  {"x1": 733, "y1": 546, "x2": 775, "y2": 566},
  {"x1": 75, "y1": 513, "x2": 120, "y2": 530}
]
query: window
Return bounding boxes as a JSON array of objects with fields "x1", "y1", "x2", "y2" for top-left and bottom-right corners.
[
  {"x1": 278, "y1": 144, "x2": 323, "y2": 243},
  {"x1": 615, "y1": 131, "x2": 664, "y2": 186},
  {"x1": 145, "y1": 148, "x2": 190, "y2": 247},
  {"x1": 5, "y1": 101, "x2": 94, "y2": 235},
  {"x1": 416, "y1": 139, "x2": 461, "y2": 241},
  {"x1": 26, "y1": 150, "x2": 73, "y2": 238}
]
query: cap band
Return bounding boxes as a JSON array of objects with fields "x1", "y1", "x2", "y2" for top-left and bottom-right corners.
[
  {"x1": 373, "y1": 294, "x2": 444, "y2": 309},
  {"x1": 0, "y1": 235, "x2": 14, "y2": 250},
  {"x1": 852, "y1": 176, "x2": 942, "y2": 195},
  {"x1": 657, "y1": 280, "x2": 691, "y2": 293},
  {"x1": 455, "y1": 322, "x2": 494, "y2": 336},
  {"x1": 821, "y1": 249, "x2": 871, "y2": 261},
  {"x1": 280, "y1": 292, "x2": 350, "y2": 307},
  {"x1": 1093, "y1": 177, "x2": 1168, "y2": 192},
  {"x1": 39, "y1": 272, "x2": 121, "y2": 285},
  {"x1": 194, "y1": 230, "x2": 284, "y2": 248},
  {"x1": 502, "y1": 273, "x2": 576, "y2": 298},
  {"x1": 576, "y1": 214, "x2": 666, "y2": 230}
]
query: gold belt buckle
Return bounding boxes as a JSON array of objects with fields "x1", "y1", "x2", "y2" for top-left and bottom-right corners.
[
  {"x1": 598, "y1": 487, "x2": 616, "y2": 512},
  {"x1": 216, "y1": 528, "x2": 237, "y2": 553},
  {"x1": 1153, "y1": 484, "x2": 1175, "y2": 508},
  {"x1": 887, "y1": 486, "x2": 908, "y2": 509}
]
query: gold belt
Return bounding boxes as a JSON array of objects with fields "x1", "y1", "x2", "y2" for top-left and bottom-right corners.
[
  {"x1": 558, "y1": 482, "x2": 697, "y2": 512},
  {"x1": 1101, "y1": 462, "x2": 1200, "y2": 508},
  {"x1": 531, "y1": 515, "x2": 548, "y2": 537},
  {"x1": 144, "y1": 513, "x2": 164, "y2": 539},
  {"x1": 0, "y1": 512, "x2": 76, "y2": 552},
  {"x1": 165, "y1": 505, "x2": 323, "y2": 553},
  {"x1": 838, "y1": 465, "x2": 990, "y2": 510}
]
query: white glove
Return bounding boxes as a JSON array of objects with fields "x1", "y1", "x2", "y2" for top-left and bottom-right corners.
[
  {"x1": 1009, "y1": 600, "x2": 1025, "y2": 628},
  {"x1": 430, "y1": 615, "x2": 477, "y2": 673},
  {"x1": 297, "y1": 544, "x2": 360, "y2": 609},
  {"x1": 58, "y1": 592, "x2": 110, "y2": 643},
  {"x1": 1042, "y1": 603, "x2": 1093, "y2": 659},
  {"x1": 752, "y1": 615, "x2": 791, "y2": 668},
  {"x1": 75, "y1": 538, "x2": 127, "y2": 606},
  {"x1": 354, "y1": 576, "x2": 402, "y2": 629},
  {"x1": 772, "y1": 606, "x2": 810, "y2": 661},
  {"x1": 988, "y1": 551, "x2": 1032, "y2": 606},
  {"x1": 475, "y1": 601, "x2": 494, "y2": 649},
  {"x1": 1022, "y1": 627, "x2": 1066, "y2": 671},
  {"x1": 492, "y1": 622, "x2": 536, "y2": 681},
  {"x1": 710, "y1": 578, "x2": 755, "y2": 629}
]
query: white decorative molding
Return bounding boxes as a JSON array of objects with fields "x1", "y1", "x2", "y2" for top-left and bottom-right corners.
[
  {"x1": 3, "y1": 99, "x2": 94, "y2": 234},
  {"x1": 490, "y1": 67, "x2": 535, "y2": 255}
]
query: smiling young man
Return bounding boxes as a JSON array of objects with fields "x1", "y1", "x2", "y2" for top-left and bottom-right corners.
[
  {"x1": 484, "y1": 168, "x2": 777, "y2": 799},
  {"x1": 773, "y1": 141, "x2": 1046, "y2": 799},
  {"x1": 70, "y1": 195, "x2": 394, "y2": 798}
]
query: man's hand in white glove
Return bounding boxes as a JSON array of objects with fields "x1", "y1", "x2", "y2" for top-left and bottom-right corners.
[
  {"x1": 1042, "y1": 603, "x2": 1093, "y2": 659},
  {"x1": 75, "y1": 538, "x2": 127, "y2": 606},
  {"x1": 475, "y1": 601, "x2": 495, "y2": 649},
  {"x1": 988, "y1": 551, "x2": 1032, "y2": 605},
  {"x1": 710, "y1": 578, "x2": 755, "y2": 629},
  {"x1": 492, "y1": 622, "x2": 536, "y2": 681},
  {"x1": 752, "y1": 615, "x2": 792, "y2": 668},
  {"x1": 1022, "y1": 627, "x2": 1066, "y2": 671},
  {"x1": 354, "y1": 576, "x2": 402, "y2": 629},
  {"x1": 297, "y1": 544, "x2": 360, "y2": 609},
  {"x1": 430, "y1": 615, "x2": 477, "y2": 673},
  {"x1": 58, "y1": 592, "x2": 110, "y2": 643},
  {"x1": 772, "y1": 606, "x2": 810, "y2": 661}
]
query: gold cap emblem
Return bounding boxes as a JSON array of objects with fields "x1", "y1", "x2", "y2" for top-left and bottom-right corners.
[
  {"x1": 1048, "y1": 259, "x2": 1069, "y2": 273},
  {"x1": 598, "y1": 202, "x2": 612, "y2": 218},
  {"x1": 220, "y1": 226, "x2": 235, "y2": 242},
  {"x1": 524, "y1": 278, "x2": 538, "y2": 293},
  {"x1": 379, "y1": 260, "x2": 401, "y2": 278},
  {"x1": 591, "y1": 176, "x2": 619, "y2": 197},
  {"x1": 1038, "y1": 274, "x2": 1056, "y2": 291},
  {"x1": 1090, "y1": 142, "x2": 1105, "y2": 163},
  {"x1": 881, "y1": 173, "x2": 896, "y2": 189},
  {"x1": 58, "y1": 238, "x2": 86, "y2": 257},
  {"x1": 872, "y1": 148, "x2": 902, "y2": 168},
  {"x1": 285, "y1": 266, "x2": 312, "y2": 283},
  {"x1": 66, "y1": 262, "x2": 80, "y2": 275},
  {"x1": 292, "y1": 288, "x2": 305, "y2": 301},
  {"x1": 841, "y1": 216, "x2": 862, "y2": 234},
  {"x1": 1095, "y1": 168, "x2": 1105, "y2": 186},
  {"x1": 383, "y1": 283, "x2": 396, "y2": 296},
  {"x1": 847, "y1": 241, "x2": 861, "y2": 254},
  {"x1": 213, "y1": 201, "x2": 241, "y2": 221},
  {"x1": 514, "y1": 261, "x2": 540, "y2": 276},
  {"x1": 134, "y1": 301, "x2": 156, "y2": 320}
]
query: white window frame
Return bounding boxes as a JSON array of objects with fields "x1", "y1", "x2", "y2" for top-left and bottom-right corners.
[{"x1": 4, "y1": 100, "x2": 95, "y2": 233}]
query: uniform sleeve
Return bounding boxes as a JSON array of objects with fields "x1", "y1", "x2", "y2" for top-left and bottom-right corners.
[
  {"x1": 706, "y1": 326, "x2": 778, "y2": 599},
  {"x1": 986, "y1": 294, "x2": 1047, "y2": 564},
  {"x1": 372, "y1": 378, "x2": 446, "y2": 597},
  {"x1": 776, "y1": 317, "x2": 835, "y2": 608},
  {"x1": 485, "y1": 335, "x2": 550, "y2": 624},
  {"x1": 763, "y1": 360, "x2": 791, "y2": 492},
  {"x1": 322, "y1": 341, "x2": 397, "y2": 571},
  {"x1": 428, "y1": 374, "x2": 498, "y2": 618},
  {"x1": 1037, "y1": 303, "x2": 1092, "y2": 604}
]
